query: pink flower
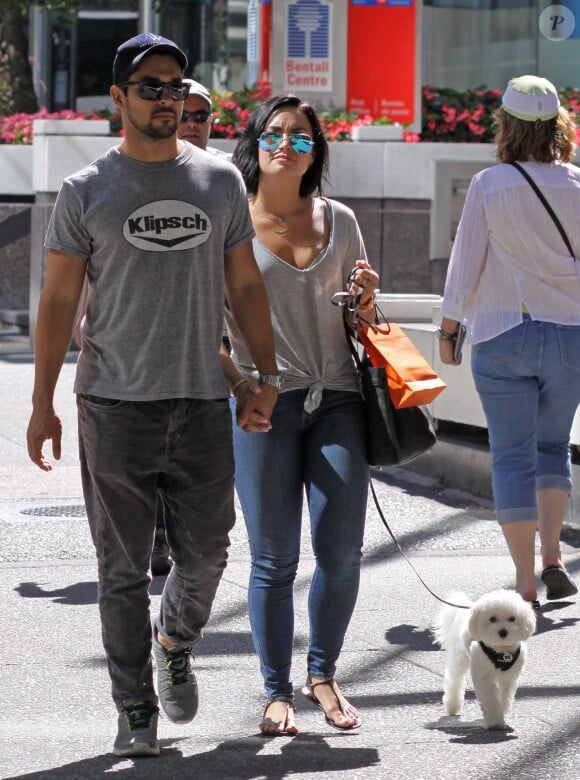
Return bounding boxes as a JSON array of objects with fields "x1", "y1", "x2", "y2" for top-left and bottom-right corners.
[
  {"x1": 468, "y1": 121, "x2": 486, "y2": 136},
  {"x1": 442, "y1": 105, "x2": 456, "y2": 123}
]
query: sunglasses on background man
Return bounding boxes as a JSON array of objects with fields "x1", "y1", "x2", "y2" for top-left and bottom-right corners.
[{"x1": 180, "y1": 110, "x2": 212, "y2": 124}]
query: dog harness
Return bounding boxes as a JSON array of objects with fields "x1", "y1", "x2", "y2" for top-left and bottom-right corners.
[{"x1": 479, "y1": 642, "x2": 521, "y2": 671}]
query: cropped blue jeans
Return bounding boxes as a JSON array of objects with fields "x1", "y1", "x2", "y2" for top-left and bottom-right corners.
[
  {"x1": 471, "y1": 317, "x2": 580, "y2": 524},
  {"x1": 232, "y1": 389, "x2": 369, "y2": 702}
]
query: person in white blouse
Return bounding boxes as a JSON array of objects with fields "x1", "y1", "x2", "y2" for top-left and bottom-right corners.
[{"x1": 439, "y1": 75, "x2": 580, "y2": 610}]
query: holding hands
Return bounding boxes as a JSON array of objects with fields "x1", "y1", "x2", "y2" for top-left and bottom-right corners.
[{"x1": 233, "y1": 380, "x2": 276, "y2": 433}]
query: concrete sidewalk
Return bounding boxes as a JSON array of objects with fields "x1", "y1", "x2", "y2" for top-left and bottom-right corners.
[{"x1": 1, "y1": 333, "x2": 579, "y2": 780}]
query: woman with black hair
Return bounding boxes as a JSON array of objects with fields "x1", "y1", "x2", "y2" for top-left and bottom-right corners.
[{"x1": 222, "y1": 94, "x2": 379, "y2": 735}]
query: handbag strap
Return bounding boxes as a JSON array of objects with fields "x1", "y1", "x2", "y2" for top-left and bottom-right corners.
[
  {"x1": 341, "y1": 304, "x2": 368, "y2": 371},
  {"x1": 509, "y1": 162, "x2": 576, "y2": 261},
  {"x1": 369, "y1": 479, "x2": 470, "y2": 610}
]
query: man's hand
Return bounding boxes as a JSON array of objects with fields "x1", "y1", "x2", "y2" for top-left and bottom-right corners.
[
  {"x1": 27, "y1": 406, "x2": 63, "y2": 471},
  {"x1": 235, "y1": 382, "x2": 277, "y2": 432}
]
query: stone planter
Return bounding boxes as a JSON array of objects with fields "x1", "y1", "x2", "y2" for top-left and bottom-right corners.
[
  {"x1": 0, "y1": 145, "x2": 34, "y2": 196},
  {"x1": 32, "y1": 119, "x2": 110, "y2": 136},
  {"x1": 351, "y1": 124, "x2": 404, "y2": 142},
  {"x1": 32, "y1": 119, "x2": 116, "y2": 194}
]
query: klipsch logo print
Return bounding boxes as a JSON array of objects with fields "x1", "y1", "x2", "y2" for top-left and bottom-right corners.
[{"x1": 123, "y1": 200, "x2": 212, "y2": 251}]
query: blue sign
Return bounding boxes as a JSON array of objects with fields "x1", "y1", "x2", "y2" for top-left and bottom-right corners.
[{"x1": 287, "y1": 0, "x2": 330, "y2": 58}]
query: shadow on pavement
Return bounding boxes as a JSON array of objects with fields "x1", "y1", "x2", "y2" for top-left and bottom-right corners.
[
  {"x1": 385, "y1": 622, "x2": 439, "y2": 651},
  {"x1": 12, "y1": 575, "x2": 166, "y2": 606},
  {"x1": 14, "y1": 580, "x2": 98, "y2": 605},
  {"x1": 4, "y1": 734, "x2": 380, "y2": 780}
]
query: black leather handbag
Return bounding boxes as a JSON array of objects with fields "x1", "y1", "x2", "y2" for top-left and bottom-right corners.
[{"x1": 343, "y1": 309, "x2": 437, "y2": 467}]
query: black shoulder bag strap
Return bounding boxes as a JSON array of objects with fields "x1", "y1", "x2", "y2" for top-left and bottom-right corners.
[{"x1": 509, "y1": 161, "x2": 576, "y2": 261}]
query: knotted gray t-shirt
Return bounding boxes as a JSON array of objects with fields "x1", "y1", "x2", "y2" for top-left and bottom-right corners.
[{"x1": 226, "y1": 197, "x2": 366, "y2": 410}]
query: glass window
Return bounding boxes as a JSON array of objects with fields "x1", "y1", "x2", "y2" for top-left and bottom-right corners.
[
  {"x1": 161, "y1": 0, "x2": 251, "y2": 91},
  {"x1": 538, "y1": 0, "x2": 580, "y2": 88},
  {"x1": 422, "y1": 1, "x2": 537, "y2": 90},
  {"x1": 75, "y1": 13, "x2": 138, "y2": 109}
]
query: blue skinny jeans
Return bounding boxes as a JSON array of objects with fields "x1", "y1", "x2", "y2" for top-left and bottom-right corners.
[
  {"x1": 232, "y1": 389, "x2": 369, "y2": 701},
  {"x1": 471, "y1": 317, "x2": 580, "y2": 523}
]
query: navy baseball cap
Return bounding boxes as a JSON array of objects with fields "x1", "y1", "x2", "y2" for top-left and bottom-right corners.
[{"x1": 113, "y1": 33, "x2": 188, "y2": 84}]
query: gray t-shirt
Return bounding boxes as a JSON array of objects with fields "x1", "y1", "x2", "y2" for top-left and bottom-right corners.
[
  {"x1": 225, "y1": 197, "x2": 366, "y2": 408},
  {"x1": 45, "y1": 143, "x2": 253, "y2": 400}
]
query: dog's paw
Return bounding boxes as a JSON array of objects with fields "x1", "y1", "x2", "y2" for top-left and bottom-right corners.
[
  {"x1": 443, "y1": 703, "x2": 462, "y2": 716},
  {"x1": 484, "y1": 720, "x2": 508, "y2": 730}
]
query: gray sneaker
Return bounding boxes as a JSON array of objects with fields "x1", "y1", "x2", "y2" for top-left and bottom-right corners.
[
  {"x1": 152, "y1": 632, "x2": 198, "y2": 724},
  {"x1": 113, "y1": 703, "x2": 160, "y2": 757}
]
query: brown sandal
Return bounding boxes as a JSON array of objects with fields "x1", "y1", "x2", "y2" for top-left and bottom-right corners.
[
  {"x1": 260, "y1": 699, "x2": 298, "y2": 736},
  {"x1": 302, "y1": 676, "x2": 361, "y2": 731}
]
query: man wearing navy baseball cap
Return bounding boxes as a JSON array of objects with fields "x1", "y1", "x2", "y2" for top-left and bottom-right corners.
[
  {"x1": 27, "y1": 33, "x2": 278, "y2": 757},
  {"x1": 112, "y1": 32, "x2": 188, "y2": 85}
]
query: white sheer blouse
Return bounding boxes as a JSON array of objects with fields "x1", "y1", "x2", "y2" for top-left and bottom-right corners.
[{"x1": 441, "y1": 160, "x2": 580, "y2": 344}]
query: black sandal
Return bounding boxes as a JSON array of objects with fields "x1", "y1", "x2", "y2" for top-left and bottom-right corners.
[
  {"x1": 302, "y1": 675, "x2": 361, "y2": 731},
  {"x1": 260, "y1": 699, "x2": 298, "y2": 736},
  {"x1": 541, "y1": 565, "x2": 578, "y2": 601}
]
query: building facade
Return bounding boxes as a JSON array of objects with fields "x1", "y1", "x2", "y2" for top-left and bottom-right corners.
[{"x1": 25, "y1": 0, "x2": 580, "y2": 114}]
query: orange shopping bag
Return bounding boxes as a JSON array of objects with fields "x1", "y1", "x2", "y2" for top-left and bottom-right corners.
[{"x1": 357, "y1": 318, "x2": 446, "y2": 409}]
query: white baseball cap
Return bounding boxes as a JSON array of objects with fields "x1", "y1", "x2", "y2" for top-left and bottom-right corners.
[
  {"x1": 501, "y1": 75, "x2": 560, "y2": 122},
  {"x1": 183, "y1": 79, "x2": 212, "y2": 111}
]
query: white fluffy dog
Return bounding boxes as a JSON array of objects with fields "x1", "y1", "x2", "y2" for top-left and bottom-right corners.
[{"x1": 432, "y1": 590, "x2": 536, "y2": 729}]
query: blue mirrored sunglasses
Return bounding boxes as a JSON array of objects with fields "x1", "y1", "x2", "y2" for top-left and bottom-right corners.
[
  {"x1": 120, "y1": 79, "x2": 190, "y2": 101},
  {"x1": 258, "y1": 131, "x2": 314, "y2": 154}
]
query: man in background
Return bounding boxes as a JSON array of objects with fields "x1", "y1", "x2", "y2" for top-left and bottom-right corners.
[
  {"x1": 178, "y1": 78, "x2": 231, "y2": 160},
  {"x1": 152, "y1": 77, "x2": 232, "y2": 576}
]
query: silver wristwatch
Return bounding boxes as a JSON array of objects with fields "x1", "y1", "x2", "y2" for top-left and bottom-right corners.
[{"x1": 258, "y1": 373, "x2": 283, "y2": 391}]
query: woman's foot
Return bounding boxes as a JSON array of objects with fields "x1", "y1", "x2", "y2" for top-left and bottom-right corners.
[
  {"x1": 541, "y1": 565, "x2": 578, "y2": 600},
  {"x1": 302, "y1": 676, "x2": 361, "y2": 731},
  {"x1": 514, "y1": 573, "x2": 538, "y2": 605},
  {"x1": 260, "y1": 700, "x2": 298, "y2": 736}
]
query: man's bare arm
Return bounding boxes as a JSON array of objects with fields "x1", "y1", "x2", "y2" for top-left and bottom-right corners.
[
  {"x1": 224, "y1": 241, "x2": 278, "y2": 426},
  {"x1": 27, "y1": 249, "x2": 87, "y2": 470}
]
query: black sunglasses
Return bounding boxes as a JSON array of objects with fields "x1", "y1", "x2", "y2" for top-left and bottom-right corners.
[
  {"x1": 180, "y1": 109, "x2": 211, "y2": 124},
  {"x1": 120, "y1": 79, "x2": 190, "y2": 101}
]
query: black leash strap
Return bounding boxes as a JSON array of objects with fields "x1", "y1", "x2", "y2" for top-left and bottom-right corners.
[
  {"x1": 369, "y1": 479, "x2": 470, "y2": 610},
  {"x1": 510, "y1": 162, "x2": 576, "y2": 261}
]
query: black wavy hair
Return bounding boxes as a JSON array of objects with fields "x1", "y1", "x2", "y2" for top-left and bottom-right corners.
[{"x1": 232, "y1": 94, "x2": 329, "y2": 198}]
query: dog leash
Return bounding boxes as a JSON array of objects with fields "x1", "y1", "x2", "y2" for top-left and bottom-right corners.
[{"x1": 369, "y1": 478, "x2": 470, "y2": 610}]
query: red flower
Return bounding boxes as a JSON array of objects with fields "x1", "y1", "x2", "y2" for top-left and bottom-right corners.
[{"x1": 468, "y1": 121, "x2": 486, "y2": 136}]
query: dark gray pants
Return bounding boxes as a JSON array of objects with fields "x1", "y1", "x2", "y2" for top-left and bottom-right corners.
[{"x1": 77, "y1": 395, "x2": 235, "y2": 711}]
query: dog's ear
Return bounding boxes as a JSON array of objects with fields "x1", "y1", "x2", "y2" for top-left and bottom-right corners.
[
  {"x1": 521, "y1": 606, "x2": 537, "y2": 639},
  {"x1": 467, "y1": 604, "x2": 481, "y2": 640}
]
